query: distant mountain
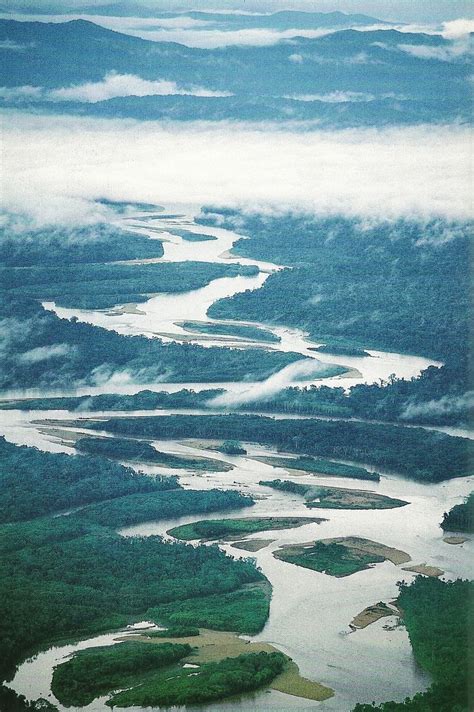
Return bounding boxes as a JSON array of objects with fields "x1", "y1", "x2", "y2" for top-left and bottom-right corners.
[
  {"x1": 0, "y1": 19, "x2": 471, "y2": 126},
  {"x1": 74, "y1": 6, "x2": 386, "y2": 28}
]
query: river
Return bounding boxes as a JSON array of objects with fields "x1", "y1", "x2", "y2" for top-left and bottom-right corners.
[{"x1": 3, "y1": 205, "x2": 473, "y2": 711}]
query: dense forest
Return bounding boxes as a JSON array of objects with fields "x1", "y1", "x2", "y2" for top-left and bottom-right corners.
[
  {"x1": 0, "y1": 296, "x2": 300, "y2": 389},
  {"x1": 353, "y1": 577, "x2": 473, "y2": 711},
  {"x1": 5, "y1": 366, "x2": 470, "y2": 429},
  {"x1": 106, "y1": 651, "x2": 287, "y2": 707},
  {"x1": 74, "y1": 435, "x2": 231, "y2": 471},
  {"x1": 202, "y1": 211, "x2": 469, "y2": 362},
  {"x1": 441, "y1": 492, "x2": 474, "y2": 533},
  {"x1": 0, "y1": 436, "x2": 178, "y2": 524},
  {"x1": 2, "y1": 261, "x2": 258, "y2": 310},
  {"x1": 80, "y1": 414, "x2": 473, "y2": 482},
  {"x1": 51, "y1": 641, "x2": 193, "y2": 706},
  {"x1": 0, "y1": 439, "x2": 266, "y2": 686},
  {"x1": 0, "y1": 222, "x2": 164, "y2": 267}
]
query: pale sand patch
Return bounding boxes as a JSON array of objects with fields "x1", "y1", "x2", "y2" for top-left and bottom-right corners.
[
  {"x1": 127, "y1": 627, "x2": 333, "y2": 702},
  {"x1": 443, "y1": 536, "x2": 468, "y2": 545},
  {"x1": 231, "y1": 538, "x2": 276, "y2": 552},
  {"x1": 324, "y1": 536, "x2": 411, "y2": 565},
  {"x1": 350, "y1": 601, "x2": 398, "y2": 630},
  {"x1": 106, "y1": 303, "x2": 147, "y2": 315},
  {"x1": 402, "y1": 564, "x2": 444, "y2": 577}
]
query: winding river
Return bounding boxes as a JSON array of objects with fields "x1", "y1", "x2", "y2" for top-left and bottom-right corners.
[{"x1": 3, "y1": 206, "x2": 473, "y2": 711}]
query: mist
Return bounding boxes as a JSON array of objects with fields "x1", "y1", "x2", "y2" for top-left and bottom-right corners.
[{"x1": 2, "y1": 113, "x2": 472, "y2": 227}]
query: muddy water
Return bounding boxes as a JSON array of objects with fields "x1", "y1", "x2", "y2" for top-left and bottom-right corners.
[{"x1": 3, "y1": 206, "x2": 471, "y2": 711}]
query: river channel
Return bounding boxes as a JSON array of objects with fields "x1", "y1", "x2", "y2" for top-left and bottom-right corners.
[{"x1": 3, "y1": 206, "x2": 473, "y2": 711}]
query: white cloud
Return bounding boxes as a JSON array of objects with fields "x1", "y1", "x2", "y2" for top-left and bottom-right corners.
[
  {"x1": 286, "y1": 91, "x2": 376, "y2": 102},
  {"x1": 398, "y1": 38, "x2": 472, "y2": 62},
  {"x1": 2, "y1": 113, "x2": 472, "y2": 226},
  {"x1": 0, "y1": 39, "x2": 34, "y2": 50},
  {"x1": 17, "y1": 344, "x2": 77, "y2": 364},
  {"x1": 288, "y1": 53, "x2": 303, "y2": 63},
  {"x1": 48, "y1": 72, "x2": 231, "y2": 102},
  {"x1": 0, "y1": 73, "x2": 231, "y2": 104},
  {"x1": 442, "y1": 18, "x2": 474, "y2": 38}
]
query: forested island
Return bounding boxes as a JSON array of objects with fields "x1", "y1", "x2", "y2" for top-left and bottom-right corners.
[
  {"x1": 74, "y1": 414, "x2": 473, "y2": 482},
  {"x1": 441, "y1": 492, "x2": 474, "y2": 533},
  {"x1": 260, "y1": 480, "x2": 408, "y2": 510}
]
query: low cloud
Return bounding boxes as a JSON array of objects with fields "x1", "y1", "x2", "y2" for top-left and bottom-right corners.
[
  {"x1": 0, "y1": 39, "x2": 34, "y2": 50},
  {"x1": 2, "y1": 113, "x2": 472, "y2": 226},
  {"x1": 0, "y1": 73, "x2": 231, "y2": 104},
  {"x1": 49, "y1": 73, "x2": 232, "y2": 102},
  {"x1": 209, "y1": 358, "x2": 330, "y2": 407},
  {"x1": 398, "y1": 38, "x2": 472, "y2": 62},
  {"x1": 285, "y1": 91, "x2": 378, "y2": 102},
  {"x1": 17, "y1": 344, "x2": 77, "y2": 364},
  {"x1": 401, "y1": 392, "x2": 474, "y2": 420}
]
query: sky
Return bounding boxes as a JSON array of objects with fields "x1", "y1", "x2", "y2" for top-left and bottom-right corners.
[{"x1": 5, "y1": 0, "x2": 474, "y2": 24}]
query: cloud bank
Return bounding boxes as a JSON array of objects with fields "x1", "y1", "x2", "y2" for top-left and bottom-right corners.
[
  {"x1": 2, "y1": 113, "x2": 472, "y2": 226},
  {"x1": 0, "y1": 73, "x2": 230, "y2": 103}
]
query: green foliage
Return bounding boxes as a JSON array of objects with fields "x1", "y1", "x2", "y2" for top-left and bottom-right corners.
[
  {"x1": 169, "y1": 516, "x2": 319, "y2": 541},
  {"x1": 0, "y1": 223, "x2": 163, "y2": 267},
  {"x1": 2, "y1": 261, "x2": 257, "y2": 309},
  {"x1": 204, "y1": 212, "x2": 469, "y2": 362},
  {"x1": 74, "y1": 435, "x2": 231, "y2": 471},
  {"x1": 260, "y1": 479, "x2": 407, "y2": 509},
  {"x1": 276, "y1": 541, "x2": 384, "y2": 577},
  {"x1": 0, "y1": 297, "x2": 298, "y2": 390},
  {"x1": 78, "y1": 489, "x2": 254, "y2": 528},
  {"x1": 441, "y1": 493, "x2": 474, "y2": 533},
  {"x1": 0, "y1": 687, "x2": 58, "y2": 712},
  {"x1": 107, "y1": 651, "x2": 286, "y2": 707},
  {"x1": 146, "y1": 625, "x2": 199, "y2": 638},
  {"x1": 0, "y1": 440, "x2": 267, "y2": 682},
  {"x1": 219, "y1": 440, "x2": 247, "y2": 455},
  {"x1": 0, "y1": 436, "x2": 177, "y2": 524},
  {"x1": 149, "y1": 586, "x2": 270, "y2": 636},
  {"x1": 83, "y1": 414, "x2": 473, "y2": 482},
  {"x1": 353, "y1": 578, "x2": 473, "y2": 711},
  {"x1": 51, "y1": 641, "x2": 192, "y2": 706},
  {"x1": 180, "y1": 320, "x2": 280, "y2": 343},
  {"x1": 259, "y1": 454, "x2": 379, "y2": 481}
]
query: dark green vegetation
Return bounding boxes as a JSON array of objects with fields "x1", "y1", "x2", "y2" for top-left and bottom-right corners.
[
  {"x1": 2, "y1": 261, "x2": 257, "y2": 310},
  {"x1": 203, "y1": 211, "x2": 471, "y2": 427},
  {"x1": 441, "y1": 492, "x2": 474, "y2": 533},
  {"x1": 253, "y1": 454, "x2": 379, "y2": 481},
  {"x1": 0, "y1": 439, "x2": 267, "y2": 683},
  {"x1": 169, "y1": 516, "x2": 323, "y2": 541},
  {"x1": 77, "y1": 488, "x2": 252, "y2": 529},
  {"x1": 274, "y1": 541, "x2": 385, "y2": 577},
  {"x1": 0, "y1": 388, "x2": 224, "y2": 412},
  {"x1": 353, "y1": 578, "x2": 473, "y2": 711},
  {"x1": 146, "y1": 625, "x2": 199, "y2": 638},
  {"x1": 260, "y1": 480, "x2": 408, "y2": 510},
  {"x1": 0, "y1": 222, "x2": 163, "y2": 267},
  {"x1": 218, "y1": 439, "x2": 247, "y2": 455},
  {"x1": 107, "y1": 651, "x2": 286, "y2": 707},
  {"x1": 0, "y1": 436, "x2": 177, "y2": 524},
  {"x1": 74, "y1": 435, "x2": 232, "y2": 471},
  {"x1": 80, "y1": 414, "x2": 473, "y2": 482},
  {"x1": 51, "y1": 641, "x2": 192, "y2": 706},
  {"x1": 0, "y1": 297, "x2": 300, "y2": 390},
  {"x1": 180, "y1": 320, "x2": 280, "y2": 343},
  {"x1": 310, "y1": 343, "x2": 370, "y2": 357},
  {"x1": 204, "y1": 212, "x2": 469, "y2": 361},
  {"x1": 0, "y1": 687, "x2": 57, "y2": 712},
  {"x1": 148, "y1": 584, "x2": 270, "y2": 636},
  {"x1": 170, "y1": 229, "x2": 217, "y2": 242}
]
